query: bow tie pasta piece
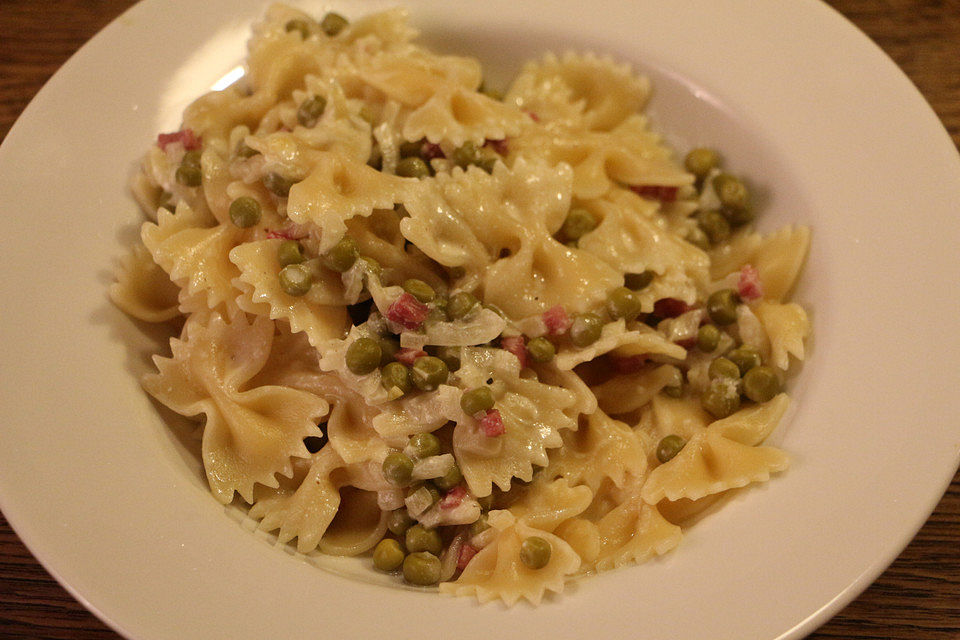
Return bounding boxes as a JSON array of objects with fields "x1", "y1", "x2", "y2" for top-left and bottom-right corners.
[
  {"x1": 640, "y1": 428, "x2": 790, "y2": 504},
  {"x1": 577, "y1": 189, "x2": 710, "y2": 310},
  {"x1": 505, "y1": 51, "x2": 651, "y2": 132},
  {"x1": 593, "y1": 493, "x2": 682, "y2": 572},
  {"x1": 357, "y1": 47, "x2": 482, "y2": 107},
  {"x1": 453, "y1": 348, "x2": 578, "y2": 497},
  {"x1": 141, "y1": 203, "x2": 242, "y2": 313},
  {"x1": 250, "y1": 446, "x2": 345, "y2": 553},
  {"x1": 554, "y1": 320, "x2": 686, "y2": 371},
  {"x1": 753, "y1": 302, "x2": 811, "y2": 371},
  {"x1": 505, "y1": 478, "x2": 593, "y2": 533},
  {"x1": 709, "y1": 225, "x2": 811, "y2": 301},
  {"x1": 543, "y1": 410, "x2": 649, "y2": 493},
  {"x1": 591, "y1": 364, "x2": 683, "y2": 416},
  {"x1": 322, "y1": 382, "x2": 392, "y2": 465},
  {"x1": 142, "y1": 311, "x2": 330, "y2": 503},
  {"x1": 439, "y1": 510, "x2": 580, "y2": 606},
  {"x1": 109, "y1": 242, "x2": 180, "y2": 323},
  {"x1": 707, "y1": 393, "x2": 791, "y2": 447},
  {"x1": 230, "y1": 239, "x2": 351, "y2": 347},
  {"x1": 403, "y1": 86, "x2": 526, "y2": 148}
]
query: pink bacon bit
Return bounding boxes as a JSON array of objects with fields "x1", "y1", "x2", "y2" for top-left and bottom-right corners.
[
  {"x1": 421, "y1": 142, "x2": 445, "y2": 160},
  {"x1": 542, "y1": 304, "x2": 572, "y2": 336},
  {"x1": 524, "y1": 111, "x2": 540, "y2": 122},
  {"x1": 157, "y1": 128, "x2": 201, "y2": 151},
  {"x1": 630, "y1": 184, "x2": 679, "y2": 203},
  {"x1": 395, "y1": 347, "x2": 427, "y2": 366},
  {"x1": 612, "y1": 354, "x2": 648, "y2": 374},
  {"x1": 484, "y1": 138, "x2": 509, "y2": 155},
  {"x1": 501, "y1": 335, "x2": 528, "y2": 369},
  {"x1": 265, "y1": 228, "x2": 307, "y2": 240},
  {"x1": 479, "y1": 409, "x2": 505, "y2": 437},
  {"x1": 653, "y1": 298, "x2": 689, "y2": 318},
  {"x1": 737, "y1": 264, "x2": 764, "y2": 301},
  {"x1": 457, "y1": 544, "x2": 478, "y2": 570},
  {"x1": 386, "y1": 293, "x2": 431, "y2": 331},
  {"x1": 440, "y1": 485, "x2": 467, "y2": 510}
]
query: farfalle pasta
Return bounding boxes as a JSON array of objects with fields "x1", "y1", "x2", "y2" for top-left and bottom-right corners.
[{"x1": 111, "y1": 4, "x2": 811, "y2": 605}]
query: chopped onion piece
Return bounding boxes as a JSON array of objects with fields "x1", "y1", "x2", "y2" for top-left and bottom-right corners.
[{"x1": 412, "y1": 453, "x2": 455, "y2": 480}]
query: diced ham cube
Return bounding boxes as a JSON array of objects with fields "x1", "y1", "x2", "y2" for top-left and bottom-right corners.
[
  {"x1": 395, "y1": 347, "x2": 427, "y2": 366},
  {"x1": 737, "y1": 264, "x2": 764, "y2": 301},
  {"x1": 440, "y1": 485, "x2": 467, "y2": 510},
  {"x1": 421, "y1": 142, "x2": 445, "y2": 160},
  {"x1": 630, "y1": 184, "x2": 679, "y2": 202},
  {"x1": 479, "y1": 409, "x2": 505, "y2": 437},
  {"x1": 542, "y1": 305, "x2": 572, "y2": 336},
  {"x1": 457, "y1": 544, "x2": 478, "y2": 570},
  {"x1": 654, "y1": 298, "x2": 689, "y2": 318},
  {"x1": 501, "y1": 335, "x2": 528, "y2": 369},
  {"x1": 525, "y1": 111, "x2": 540, "y2": 122},
  {"x1": 386, "y1": 293, "x2": 430, "y2": 330},
  {"x1": 157, "y1": 128, "x2": 201, "y2": 151}
]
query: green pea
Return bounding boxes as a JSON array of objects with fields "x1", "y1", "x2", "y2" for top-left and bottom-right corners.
[
  {"x1": 656, "y1": 434, "x2": 686, "y2": 463},
  {"x1": 382, "y1": 451, "x2": 414, "y2": 486},
  {"x1": 396, "y1": 157, "x2": 431, "y2": 178},
  {"x1": 706, "y1": 288, "x2": 740, "y2": 325},
  {"x1": 373, "y1": 538, "x2": 405, "y2": 571},
  {"x1": 519, "y1": 536, "x2": 551, "y2": 570},
  {"x1": 403, "y1": 278, "x2": 435, "y2": 303},
  {"x1": 323, "y1": 235, "x2": 359, "y2": 272},
  {"x1": 662, "y1": 365, "x2": 684, "y2": 398},
  {"x1": 387, "y1": 509, "x2": 414, "y2": 536},
  {"x1": 686, "y1": 225, "x2": 710, "y2": 250},
  {"x1": 701, "y1": 377, "x2": 741, "y2": 418},
  {"x1": 407, "y1": 432, "x2": 441, "y2": 460},
  {"x1": 284, "y1": 18, "x2": 311, "y2": 39},
  {"x1": 624, "y1": 270, "x2": 655, "y2": 291},
  {"x1": 381, "y1": 361, "x2": 412, "y2": 395},
  {"x1": 175, "y1": 152, "x2": 202, "y2": 187},
  {"x1": 460, "y1": 386, "x2": 494, "y2": 416},
  {"x1": 278, "y1": 263, "x2": 312, "y2": 296},
  {"x1": 378, "y1": 337, "x2": 400, "y2": 366},
  {"x1": 277, "y1": 240, "x2": 305, "y2": 266},
  {"x1": 411, "y1": 356, "x2": 448, "y2": 391},
  {"x1": 698, "y1": 210, "x2": 730, "y2": 245},
  {"x1": 607, "y1": 286, "x2": 643, "y2": 321},
  {"x1": 446, "y1": 292, "x2": 479, "y2": 320},
  {"x1": 684, "y1": 147, "x2": 719, "y2": 179},
  {"x1": 228, "y1": 196, "x2": 261, "y2": 228},
  {"x1": 403, "y1": 551, "x2": 441, "y2": 586},
  {"x1": 345, "y1": 337, "x2": 382, "y2": 375},
  {"x1": 468, "y1": 514, "x2": 490, "y2": 537},
  {"x1": 727, "y1": 345, "x2": 762, "y2": 376},
  {"x1": 452, "y1": 141, "x2": 480, "y2": 168},
  {"x1": 433, "y1": 463, "x2": 463, "y2": 492},
  {"x1": 697, "y1": 325, "x2": 721, "y2": 352},
  {"x1": 526, "y1": 336, "x2": 555, "y2": 364},
  {"x1": 405, "y1": 524, "x2": 442, "y2": 556},
  {"x1": 713, "y1": 173, "x2": 749, "y2": 211},
  {"x1": 296, "y1": 95, "x2": 327, "y2": 128},
  {"x1": 561, "y1": 207, "x2": 598, "y2": 241},
  {"x1": 708, "y1": 357, "x2": 741, "y2": 380},
  {"x1": 742, "y1": 365, "x2": 780, "y2": 403},
  {"x1": 569, "y1": 313, "x2": 603, "y2": 347},
  {"x1": 263, "y1": 172, "x2": 295, "y2": 197},
  {"x1": 320, "y1": 12, "x2": 348, "y2": 36}
]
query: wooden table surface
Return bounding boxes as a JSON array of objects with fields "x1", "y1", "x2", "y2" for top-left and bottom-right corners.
[{"x1": 1, "y1": 0, "x2": 958, "y2": 638}]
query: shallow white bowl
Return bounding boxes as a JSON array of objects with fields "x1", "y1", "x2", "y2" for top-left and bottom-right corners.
[{"x1": 1, "y1": 1, "x2": 958, "y2": 638}]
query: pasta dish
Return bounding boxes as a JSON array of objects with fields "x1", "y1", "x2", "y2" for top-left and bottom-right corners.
[{"x1": 110, "y1": 4, "x2": 810, "y2": 604}]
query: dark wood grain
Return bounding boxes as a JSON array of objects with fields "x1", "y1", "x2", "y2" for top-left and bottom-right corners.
[{"x1": 1, "y1": 0, "x2": 958, "y2": 638}]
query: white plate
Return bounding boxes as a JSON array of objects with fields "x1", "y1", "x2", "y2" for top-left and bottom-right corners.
[{"x1": 1, "y1": 1, "x2": 958, "y2": 638}]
